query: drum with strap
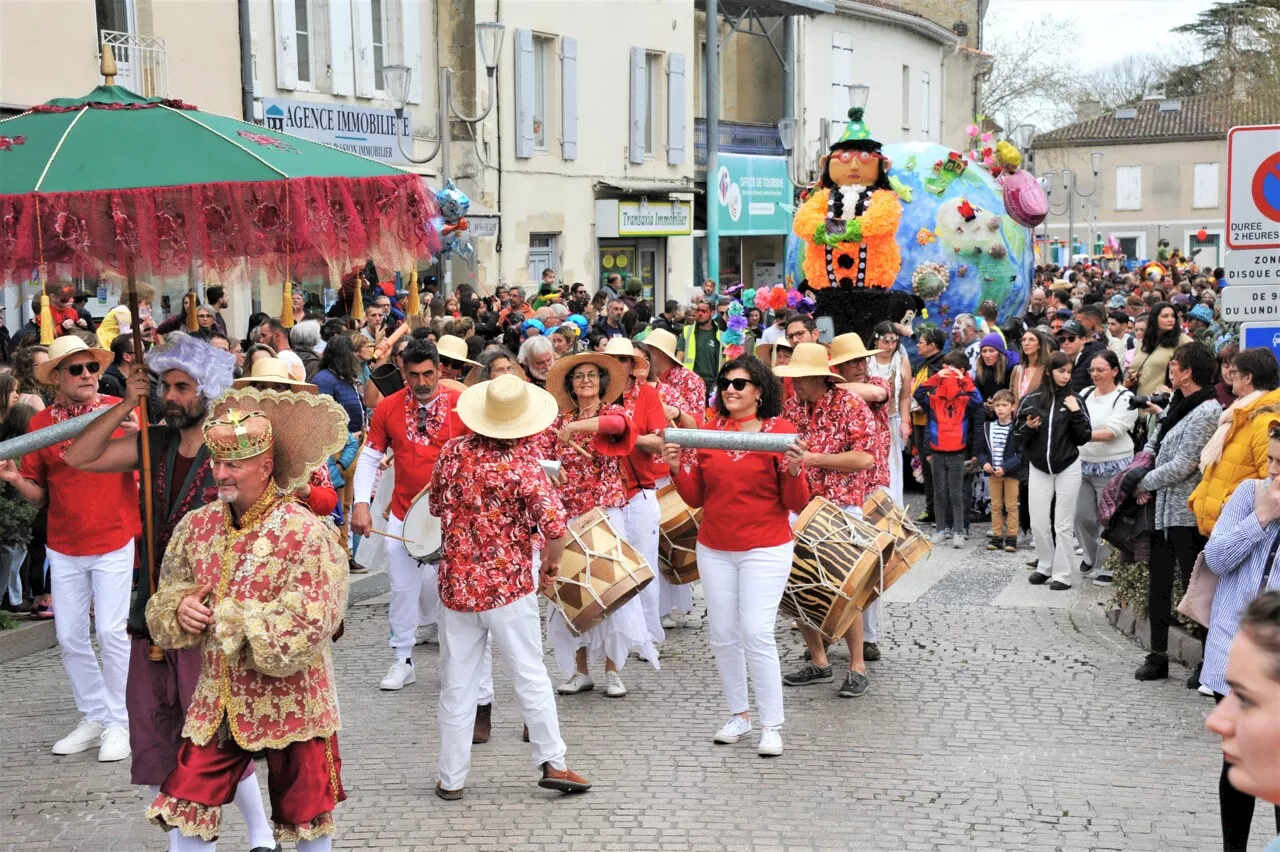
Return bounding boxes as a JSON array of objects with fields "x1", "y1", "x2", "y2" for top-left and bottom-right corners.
[
  {"x1": 781, "y1": 497, "x2": 896, "y2": 640},
  {"x1": 657, "y1": 483, "x2": 700, "y2": 585},
  {"x1": 857, "y1": 488, "x2": 933, "y2": 608},
  {"x1": 400, "y1": 487, "x2": 442, "y2": 563},
  {"x1": 546, "y1": 508, "x2": 654, "y2": 636}
]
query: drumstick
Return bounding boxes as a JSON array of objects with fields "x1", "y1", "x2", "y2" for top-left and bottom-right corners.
[{"x1": 365, "y1": 528, "x2": 419, "y2": 546}]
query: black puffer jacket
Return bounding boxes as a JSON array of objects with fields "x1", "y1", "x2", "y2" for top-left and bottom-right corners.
[{"x1": 1014, "y1": 389, "x2": 1093, "y2": 474}]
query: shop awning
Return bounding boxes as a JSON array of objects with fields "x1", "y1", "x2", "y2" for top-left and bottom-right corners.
[
  {"x1": 594, "y1": 178, "x2": 697, "y2": 196},
  {"x1": 695, "y1": 0, "x2": 834, "y2": 16}
]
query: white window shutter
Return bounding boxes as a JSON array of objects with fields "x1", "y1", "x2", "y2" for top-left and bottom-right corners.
[
  {"x1": 353, "y1": 0, "x2": 376, "y2": 97},
  {"x1": 1193, "y1": 162, "x2": 1220, "y2": 209},
  {"x1": 329, "y1": 0, "x2": 355, "y2": 96},
  {"x1": 561, "y1": 36, "x2": 578, "y2": 160},
  {"x1": 667, "y1": 53, "x2": 686, "y2": 165},
  {"x1": 630, "y1": 47, "x2": 646, "y2": 164},
  {"x1": 402, "y1": 0, "x2": 423, "y2": 104},
  {"x1": 274, "y1": 0, "x2": 298, "y2": 91},
  {"x1": 514, "y1": 29, "x2": 535, "y2": 159}
]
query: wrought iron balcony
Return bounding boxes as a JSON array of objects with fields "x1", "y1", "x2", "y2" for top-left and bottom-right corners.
[
  {"x1": 695, "y1": 118, "x2": 786, "y2": 167},
  {"x1": 99, "y1": 31, "x2": 169, "y2": 98}
]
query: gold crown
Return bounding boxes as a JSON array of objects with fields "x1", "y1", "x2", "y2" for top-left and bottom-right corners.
[{"x1": 202, "y1": 408, "x2": 274, "y2": 461}]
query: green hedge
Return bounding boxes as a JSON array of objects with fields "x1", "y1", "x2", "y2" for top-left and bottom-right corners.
[{"x1": 1105, "y1": 550, "x2": 1195, "y2": 629}]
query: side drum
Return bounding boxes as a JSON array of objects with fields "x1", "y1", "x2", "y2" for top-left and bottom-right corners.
[
  {"x1": 857, "y1": 488, "x2": 933, "y2": 608},
  {"x1": 781, "y1": 497, "x2": 895, "y2": 640},
  {"x1": 657, "y1": 484, "x2": 700, "y2": 585},
  {"x1": 546, "y1": 508, "x2": 654, "y2": 636}
]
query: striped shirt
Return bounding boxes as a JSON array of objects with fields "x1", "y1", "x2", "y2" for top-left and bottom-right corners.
[
  {"x1": 1201, "y1": 478, "x2": 1280, "y2": 696},
  {"x1": 988, "y1": 421, "x2": 1012, "y2": 470}
]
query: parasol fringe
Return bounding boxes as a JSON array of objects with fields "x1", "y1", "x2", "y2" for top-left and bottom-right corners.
[
  {"x1": 38, "y1": 292, "x2": 54, "y2": 345},
  {"x1": 406, "y1": 268, "x2": 420, "y2": 317},
  {"x1": 184, "y1": 290, "x2": 198, "y2": 332},
  {"x1": 280, "y1": 278, "x2": 295, "y2": 328},
  {"x1": 351, "y1": 276, "x2": 364, "y2": 321}
]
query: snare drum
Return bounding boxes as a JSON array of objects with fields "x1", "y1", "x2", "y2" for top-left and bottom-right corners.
[
  {"x1": 857, "y1": 488, "x2": 932, "y2": 608},
  {"x1": 657, "y1": 484, "x2": 700, "y2": 585},
  {"x1": 780, "y1": 497, "x2": 895, "y2": 640},
  {"x1": 400, "y1": 487, "x2": 443, "y2": 563},
  {"x1": 546, "y1": 508, "x2": 654, "y2": 636}
]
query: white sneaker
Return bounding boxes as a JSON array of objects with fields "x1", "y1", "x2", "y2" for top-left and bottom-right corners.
[
  {"x1": 415, "y1": 623, "x2": 438, "y2": 645},
  {"x1": 952, "y1": 533, "x2": 966, "y2": 549},
  {"x1": 712, "y1": 716, "x2": 753, "y2": 744},
  {"x1": 379, "y1": 659, "x2": 416, "y2": 690},
  {"x1": 660, "y1": 614, "x2": 677, "y2": 630},
  {"x1": 52, "y1": 719, "x2": 104, "y2": 755},
  {"x1": 97, "y1": 725, "x2": 130, "y2": 762},
  {"x1": 604, "y1": 671, "x2": 627, "y2": 698},
  {"x1": 556, "y1": 672, "x2": 595, "y2": 694},
  {"x1": 1198, "y1": 684, "x2": 1215, "y2": 697},
  {"x1": 757, "y1": 727, "x2": 783, "y2": 757},
  {"x1": 930, "y1": 529, "x2": 951, "y2": 544}
]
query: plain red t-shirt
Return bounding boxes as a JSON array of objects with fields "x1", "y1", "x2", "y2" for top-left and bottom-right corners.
[
  {"x1": 366, "y1": 386, "x2": 465, "y2": 519},
  {"x1": 621, "y1": 381, "x2": 668, "y2": 497},
  {"x1": 21, "y1": 398, "x2": 142, "y2": 557}
]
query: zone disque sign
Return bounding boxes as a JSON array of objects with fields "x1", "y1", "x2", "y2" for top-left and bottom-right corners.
[{"x1": 1221, "y1": 283, "x2": 1280, "y2": 322}]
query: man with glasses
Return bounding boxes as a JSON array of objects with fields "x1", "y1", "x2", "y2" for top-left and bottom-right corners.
[
  {"x1": 0, "y1": 336, "x2": 141, "y2": 763},
  {"x1": 352, "y1": 339, "x2": 466, "y2": 691},
  {"x1": 785, "y1": 315, "x2": 822, "y2": 347},
  {"x1": 677, "y1": 301, "x2": 722, "y2": 401},
  {"x1": 1058, "y1": 319, "x2": 1105, "y2": 394},
  {"x1": 499, "y1": 288, "x2": 536, "y2": 325}
]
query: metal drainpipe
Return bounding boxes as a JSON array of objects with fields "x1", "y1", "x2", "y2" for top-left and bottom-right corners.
[
  {"x1": 237, "y1": 0, "x2": 255, "y2": 122},
  {"x1": 705, "y1": 0, "x2": 720, "y2": 290}
]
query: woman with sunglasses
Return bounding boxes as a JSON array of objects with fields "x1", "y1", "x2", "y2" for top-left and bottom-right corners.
[
  {"x1": 541, "y1": 351, "x2": 655, "y2": 699},
  {"x1": 662, "y1": 356, "x2": 809, "y2": 757}
]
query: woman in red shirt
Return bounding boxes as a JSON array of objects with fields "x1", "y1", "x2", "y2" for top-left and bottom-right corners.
[
  {"x1": 542, "y1": 352, "x2": 657, "y2": 699},
  {"x1": 663, "y1": 355, "x2": 809, "y2": 757}
]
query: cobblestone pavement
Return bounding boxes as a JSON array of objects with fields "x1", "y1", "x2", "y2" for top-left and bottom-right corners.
[{"x1": 0, "y1": 512, "x2": 1264, "y2": 851}]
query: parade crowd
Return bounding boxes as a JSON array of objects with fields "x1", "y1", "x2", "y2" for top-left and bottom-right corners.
[{"x1": 4, "y1": 254, "x2": 1280, "y2": 852}]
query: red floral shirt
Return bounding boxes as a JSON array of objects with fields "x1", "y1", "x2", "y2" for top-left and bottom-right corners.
[
  {"x1": 783, "y1": 385, "x2": 888, "y2": 507},
  {"x1": 657, "y1": 365, "x2": 706, "y2": 421},
  {"x1": 429, "y1": 434, "x2": 568, "y2": 613},
  {"x1": 862, "y1": 376, "x2": 893, "y2": 490},
  {"x1": 544, "y1": 405, "x2": 636, "y2": 518}
]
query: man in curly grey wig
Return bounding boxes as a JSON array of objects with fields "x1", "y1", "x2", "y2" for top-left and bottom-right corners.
[{"x1": 63, "y1": 332, "x2": 277, "y2": 849}]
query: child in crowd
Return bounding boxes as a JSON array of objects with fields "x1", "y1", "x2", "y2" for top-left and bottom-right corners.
[
  {"x1": 976, "y1": 389, "x2": 1022, "y2": 553},
  {"x1": 914, "y1": 350, "x2": 984, "y2": 548}
]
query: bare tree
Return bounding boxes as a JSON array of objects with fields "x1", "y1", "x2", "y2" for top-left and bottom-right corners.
[
  {"x1": 980, "y1": 15, "x2": 1084, "y2": 135},
  {"x1": 1083, "y1": 50, "x2": 1180, "y2": 110}
]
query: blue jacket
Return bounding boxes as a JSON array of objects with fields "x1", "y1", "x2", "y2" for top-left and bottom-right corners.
[
  {"x1": 313, "y1": 369, "x2": 364, "y2": 433},
  {"x1": 974, "y1": 419, "x2": 1024, "y2": 477}
]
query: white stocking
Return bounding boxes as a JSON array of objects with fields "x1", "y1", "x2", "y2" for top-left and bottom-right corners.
[
  {"x1": 232, "y1": 769, "x2": 276, "y2": 849},
  {"x1": 171, "y1": 834, "x2": 216, "y2": 852},
  {"x1": 149, "y1": 786, "x2": 180, "y2": 852},
  {"x1": 296, "y1": 837, "x2": 333, "y2": 852}
]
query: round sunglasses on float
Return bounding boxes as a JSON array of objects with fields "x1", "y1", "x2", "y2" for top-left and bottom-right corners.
[{"x1": 717, "y1": 377, "x2": 756, "y2": 392}]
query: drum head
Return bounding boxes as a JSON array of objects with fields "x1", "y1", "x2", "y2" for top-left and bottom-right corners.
[{"x1": 401, "y1": 490, "x2": 442, "y2": 560}]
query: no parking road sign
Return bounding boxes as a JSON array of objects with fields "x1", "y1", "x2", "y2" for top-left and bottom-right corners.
[{"x1": 1228, "y1": 125, "x2": 1280, "y2": 249}]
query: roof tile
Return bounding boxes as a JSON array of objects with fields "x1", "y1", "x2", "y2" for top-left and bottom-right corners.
[{"x1": 1033, "y1": 92, "x2": 1280, "y2": 149}]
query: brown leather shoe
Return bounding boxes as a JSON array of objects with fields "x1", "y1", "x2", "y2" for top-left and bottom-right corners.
[
  {"x1": 472, "y1": 703, "x2": 491, "y2": 744},
  {"x1": 538, "y1": 762, "x2": 591, "y2": 793},
  {"x1": 435, "y1": 780, "x2": 464, "y2": 800}
]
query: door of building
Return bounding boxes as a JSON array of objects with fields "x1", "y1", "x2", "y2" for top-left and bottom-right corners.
[{"x1": 529, "y1": 233, "x2": 559, "y2": 282}]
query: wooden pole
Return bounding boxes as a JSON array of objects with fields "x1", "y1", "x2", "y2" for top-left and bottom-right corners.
[{"x1": 126, "y1": 271, "x2": 162, "y2": 663}]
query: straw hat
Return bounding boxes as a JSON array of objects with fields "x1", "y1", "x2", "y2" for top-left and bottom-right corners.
[
  {"x1": 35, "y1": 335, "x2": 112, "y2": 385},
  {"x1": 545, "y1": 351, "x2": 627, "y2": 411},
  {"x1": 773, "y1": 342, "x2": 841, "y2": 380},
  {"x1": 827, "y1": 333, "x2": 875, "y2": 366},
  {"x1": 232, "y1": 357, "x2": 318, "y2": 393},
  {"x1": 602, "y1": 336, "x2": 649, "y2": 381},
  {"x1": 437, "y1": 334, "x2": 479, "y2": 367},
  {"x1": 641, "y1": 328, "x2": 680, "y2": 364},
  {"x1": 206, "y1": 387, "x2": 348, "y2": 493},
  {"x1": 456, "y1": 374, "x2": 559, "y2": 440}
]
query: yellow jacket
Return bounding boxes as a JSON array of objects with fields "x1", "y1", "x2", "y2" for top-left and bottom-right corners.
[{"x1": 1188, "y1": 388, "x2": 1280, "y2": 536}]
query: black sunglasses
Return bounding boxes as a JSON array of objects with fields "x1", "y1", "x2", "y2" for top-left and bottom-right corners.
[
  {"x1": 717, "y1": 377, "x2": 756, "y2": 392},
  {"x1": 439, "y1": 356, "x2": 466, "y2": 371},
  {"x1": 62, "y1": 361, "x2": 101, "y2": 377}
]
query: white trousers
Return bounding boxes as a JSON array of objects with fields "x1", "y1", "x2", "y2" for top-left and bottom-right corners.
[
  {"x1": 621, "y1": 488, "x2": 664, "y2": 643},
  {"x1": 476, "y1": 549, "x2": 540, "y2": 706},
  {"x1": 49, "y1": 540, "x2": 134, "y2": 728},
  {"x1": 654, "y1": 476, "x2": 694, "y2": 615},
  {"x1": 696, "y1": 541, "x2": 793, "y2": 730},
  {"x1": 385, "y1": 513, "x2": 439, "y2": 659},
  {"x1": 1029, "y1": 460, "x2": 1082, "y2": 586},
  {"x1": 887, "y1": 414, "x2": 905, "y2": 507},
  {"x1": 438, "y1": 594, "x2": 567, "y2": 790}
]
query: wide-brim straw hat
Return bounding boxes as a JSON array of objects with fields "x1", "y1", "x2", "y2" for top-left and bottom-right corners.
[
  {"x1": 232, "y1": 357, "x2": 318, "y2": 393},
  {"x1": 35, "y1": 335, "x2": 112, "y2": 385},
  {"x1": 773, "y1": 342, "x2": 841, "y2": 380},
  {"x1": 437, "y1": 334, "x2": 479, "y2": 367},
  {"x1": 640, "y1": 328, "x2": 680, "y2": 364},
  {"x1": 208, "y1": 387, "x2": 348, "y2": 493},
  {"x1": 602, "y1": 336, "x2": 649, "y2": 380},
  {"x1": 456, "y1": 374, "x2": 559, "y2": 440},
  {"x1": 827, "y1": 332, "x2": 875, "y2": 366},
  {"x1": 545, "y1": 351, "x2": 627, "y2": 411}
]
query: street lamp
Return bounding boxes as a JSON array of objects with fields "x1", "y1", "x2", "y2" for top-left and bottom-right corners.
[
  {"x1": 1059, "y1": 152, "x2": 1103, "y2": 261},
  {"x1": 850, "y1": 84, "x2": 870, "y2": 110},
  {"x1": 776, "y1": 116, "x2": 809, "y2": 187}
]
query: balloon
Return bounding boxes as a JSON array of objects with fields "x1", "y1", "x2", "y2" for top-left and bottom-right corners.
[
  {"x1": 1001, "y1": 170, "x2": 1049, "y2": 228},
  {"x1": 1197, "y1": 228, "x2": 1208, "y2": 241}
]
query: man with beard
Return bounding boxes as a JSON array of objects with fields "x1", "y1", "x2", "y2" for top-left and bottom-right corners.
[{"x1": 63, "y1": 334, "x2": 278, "y2": 852}]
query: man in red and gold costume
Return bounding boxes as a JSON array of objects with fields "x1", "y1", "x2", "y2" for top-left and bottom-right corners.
[{"x1": 145, "y1": 389, "x2": 350, "y2": 851}]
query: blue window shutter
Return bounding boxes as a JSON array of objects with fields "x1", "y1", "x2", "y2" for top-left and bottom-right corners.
[
  {"x1": 515, "y1": 29, "x2": 535, "y2": 159},
  {"x1": 561, "y1": 37, "x2": 578, "y2": 160},
  {"x1": 667, "y1": 52, "x2": 686, "y2": 165},
  {"x1": 630, "y1": 46, "x2": 646, "y2": 163}
]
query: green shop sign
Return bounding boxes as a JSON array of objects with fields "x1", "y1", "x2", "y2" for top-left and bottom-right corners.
[{"x1": 713, "y1": 153, "x2": 793, "y2": 236}]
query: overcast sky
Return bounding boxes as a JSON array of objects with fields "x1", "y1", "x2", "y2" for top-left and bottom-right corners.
[{"x1": 985, "y1": 0, "x2": 1213, "y2": 70}]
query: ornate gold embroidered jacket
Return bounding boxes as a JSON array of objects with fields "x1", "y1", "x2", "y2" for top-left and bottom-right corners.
[{"x1": 145, "y1": 492, "x2": 348, "y2": 750}]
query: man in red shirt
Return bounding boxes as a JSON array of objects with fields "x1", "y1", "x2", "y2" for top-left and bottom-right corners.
[
  {"x1": 352, "y1": 339, "x2": 465, "y2": 691},
  {"x1": 639, "y1": 328, "x2": 704, "y2": 428},
  {"x1": 0, "y1": 336, "x2": 141, "y2": 763},
  {"x1": 429, "y1": 374, "x2": 590, "y2": 799}
]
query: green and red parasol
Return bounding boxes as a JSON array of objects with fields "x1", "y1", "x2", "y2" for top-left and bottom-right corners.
[{"x1": 0, "y1": 85, "x2": 438, "y2": 283}]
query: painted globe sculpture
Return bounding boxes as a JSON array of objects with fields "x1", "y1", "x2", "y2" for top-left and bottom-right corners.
[{"x1": 786, "y1": 140, "x2": 1035, "y2": 336}]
